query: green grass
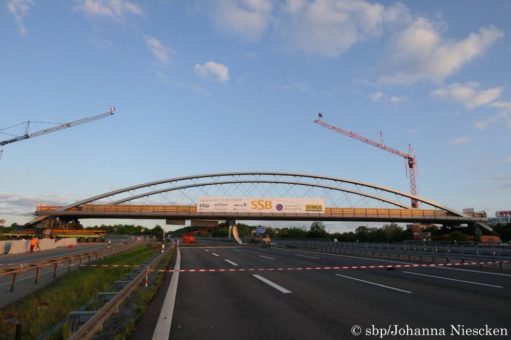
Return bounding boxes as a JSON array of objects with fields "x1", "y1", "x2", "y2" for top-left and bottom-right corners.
[{"x1": 0, "y1": 245, "x2": 159, "y2": 339}]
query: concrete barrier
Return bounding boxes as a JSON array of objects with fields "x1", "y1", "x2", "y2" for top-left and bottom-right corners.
[
  {"x1": 8, "y1": 240, "x2": 29, "y2": 255},
  {"x1": 0, "y1": 240, "x2": 11, "y2": 255},
  {"x1": 56, "y1": 238, "x2": 77, "y2": 248},
  {"x1": 38, "y1": 238, "x2": 56, "y2": 251}
]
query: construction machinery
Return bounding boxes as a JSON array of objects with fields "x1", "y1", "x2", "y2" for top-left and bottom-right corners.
[
  {"x1": 1, "y1": 107, "x2": 115, "y2": 159},
  {"x1": 0, "y1": 108, "x2": 114, "y2": 239},
  {"x1": 314, "y1": 113, "x2": 419, "y2": 208}
]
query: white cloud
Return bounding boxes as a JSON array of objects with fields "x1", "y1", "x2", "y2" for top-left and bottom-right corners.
[
  {"x1": 381, "y1": 19, "x2": 503, "y2": 84},
  {"x1": 195, "y1": 61, "x2": 230, "y2": 82},
  {"x1": 0, "y1": 193, "x2": 71, "y2": 216},
  {"x1": 490, "y1": 101, "x2": 511, "y2": 114},
  {"x1": 472, "y1": 101, "x2": 511, "y2": 130},
  {"x1": 80, "y1": 0, "x2": 142, "y2": 20},
  {"x1": 490, "y1": 101, "x2": 511, "y2": 128},
  {"x1": 450, "y1": 136, "x2": 472, "y2": 145},
  {"x1": 275, "y1": 0, "x2": 409, "y2": 57},
  {"x1": 144, "y1": 36, "x2": 173, "y2": 66},
  {"x1": 370, "y1": 91, "x2": 404, "y2": 103},
  {"x1": 432, "y1": 82, "x2": 502, "y2": 109},
  {"x1": 474, "y1": 116, "x2": 500, "y2": 130},
  {"x1": 6, "y1": 0, "x2": 34, "y2": 36},
  {"x1": 210, "y1": 0, "x2": 273, "y2": 41}
]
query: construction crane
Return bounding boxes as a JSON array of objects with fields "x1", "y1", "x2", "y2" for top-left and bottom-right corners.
[
  {"x1": 314, "y1": 113, "x2": 419, "y2": 208},
  {"x1": 0, "y1": 107, "x2": 115, "y2": 159}
]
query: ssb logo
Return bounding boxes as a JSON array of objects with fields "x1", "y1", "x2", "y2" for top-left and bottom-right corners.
[{"x1": 251, "y1": 200, "x2": 272, "y2": 210}]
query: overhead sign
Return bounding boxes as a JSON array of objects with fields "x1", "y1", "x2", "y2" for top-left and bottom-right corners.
[
  {"x1": 256, "y1": 226, "x2": 265, "y2": 235},
  {"x1": 197, "y1": 197, "x2": 325, "y2": 214}
]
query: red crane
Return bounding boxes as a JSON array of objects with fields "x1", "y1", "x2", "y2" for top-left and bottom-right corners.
[{"x1": 314, "y1": 113, "x2": 419, "y2": 208}]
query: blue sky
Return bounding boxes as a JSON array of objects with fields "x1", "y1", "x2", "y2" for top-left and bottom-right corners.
[{"x1": 1, "y1": 0, "x2": 510, "y2": 230}]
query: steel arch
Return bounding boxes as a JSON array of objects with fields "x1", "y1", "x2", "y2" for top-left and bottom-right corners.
[
  {"x1": 59, "y1": 171, "x2": 464, "y2": 216},
  {"x1": 109, "y1": 180, "x2": 410, "y2": 209}
]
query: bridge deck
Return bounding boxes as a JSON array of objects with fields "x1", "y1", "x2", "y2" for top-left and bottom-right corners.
[{"x1": 35, "y1": 204, "x2": 484, "y2": 223}]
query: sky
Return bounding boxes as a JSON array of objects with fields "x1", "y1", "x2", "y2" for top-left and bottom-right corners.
[{"x1": 0, "y1": 0, "x2": 510, "y2": 231}]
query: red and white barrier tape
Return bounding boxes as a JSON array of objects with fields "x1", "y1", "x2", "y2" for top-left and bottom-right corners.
[{"x1": 77, "y1": 260, "x2": 509, "y2": 273}]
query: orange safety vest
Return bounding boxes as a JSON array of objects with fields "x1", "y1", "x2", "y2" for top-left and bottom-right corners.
[{"x1": 31, "y1": 238, "x2": 37, "y2": 246}]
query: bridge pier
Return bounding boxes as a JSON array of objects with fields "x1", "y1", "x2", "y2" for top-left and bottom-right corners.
[{"x1": 227, "y1": 219, "x2": 236, "y2": 240}]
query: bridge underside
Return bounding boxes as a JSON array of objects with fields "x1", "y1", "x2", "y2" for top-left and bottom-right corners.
[
  {"x1": 35, "y1": 205, "x2": 483, "y2": 224},
  {"x1": 36, "y1": 212, "x2": 479, "y2": 224}
]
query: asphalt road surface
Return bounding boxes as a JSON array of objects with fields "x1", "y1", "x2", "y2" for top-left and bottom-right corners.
[
  {"x1": 166, "y1": 244, "x2": 510, "y2": 340},
  {"x1": 0, "y1": 243, "x2": 108, "y2": 308}
]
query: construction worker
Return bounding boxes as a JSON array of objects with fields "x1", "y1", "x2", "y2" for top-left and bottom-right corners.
[
  {"x1": 35, "y1": 237, "x2": 40, "y2": 251},
  {"x1": 30, "y1": 237, "x2": 37, "y2": 253}
]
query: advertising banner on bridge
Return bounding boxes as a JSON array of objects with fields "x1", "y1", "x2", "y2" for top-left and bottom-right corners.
[{"x1": 197, "y1": 197, "x2": 325, "y2": 214}]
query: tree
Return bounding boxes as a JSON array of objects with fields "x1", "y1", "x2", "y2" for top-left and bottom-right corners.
[
  {"x1": 355, "y1": 226, "x2": 370, "y2": 242},
  {"x1": 382, "y1": 223, "x2": 404, "y2": 242},
  {"x1": 448, "y1": 231, "x2": 468, "y2": 242},
  {"x1": 493, "y1": 223, "x2": 511, "y2": 242},
  {"x1": 278, "y1": 227, "x2": 307, "y2": 238},
  {"x1": 150, "y1": 225, "x2": 164, "y2": 239},
  {"x1": 307, "y1": 221, "x2": 329, "y2": 238},
  {"x1": 212, "y1": 227, "x2": 229, "y2": 237}
]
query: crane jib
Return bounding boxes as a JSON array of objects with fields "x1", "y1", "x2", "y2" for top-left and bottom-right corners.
[{"x1": 0, "y1": 109, "x2": 114, "y2": 148}]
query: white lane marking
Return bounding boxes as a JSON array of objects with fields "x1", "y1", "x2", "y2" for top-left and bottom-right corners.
[
  {"x1": 335, "y1": 273, "x2": 412, "y2": 294},
  {"x1": 295, "y1": 253, "x2": 318, "y2": 259},
  {"x1": 152, "y1": 247, "x2": 181, "y2": 340},
  {"x1": 436, "y1": 267, "x2": 511, "y2": 277},
  {"x1": 203, "y1": 249, "x2": 210, "y2": 253},
  {"x1": 276, "y1": 247, "x2": 409, "y2": 264},
  {"x1": 252, "y1": 274, "x2": 292, "y2": 294},
  {"x1": 225, "y1": 259, "x2": 239, "y2": 266},
  {"x1": 258, "y1": 255, "x2": 275, "y2": 260},
  {"x1": 402, "y1": 271, "x2": 503, "y2": 288},
  {"x1": 211, "y1": 253, "x2": 220, "y2": 257}
]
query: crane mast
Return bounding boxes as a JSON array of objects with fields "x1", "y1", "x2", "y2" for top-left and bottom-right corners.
[
  {"x1": 0, "y1": 107, "x2": 115, "y2": 157},
  {"x1": 314, "y1": 113, "x2": 418, "y2": 208}
]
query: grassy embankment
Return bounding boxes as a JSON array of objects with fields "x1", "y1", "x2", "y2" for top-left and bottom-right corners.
[
  {"x1": 98, "y1": 248, "x2": 176, "y2": 339},
  {"x1": 0, "y1": 244, "x2": 159, "y2": 339}
]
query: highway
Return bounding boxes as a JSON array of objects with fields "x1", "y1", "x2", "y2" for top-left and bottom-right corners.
[
  {"x1": 0, "y1": 243, "x2": 108, "y2": 308},
  {"x1": 162, "y1": 244, "x2": 510, "y2": 339}
]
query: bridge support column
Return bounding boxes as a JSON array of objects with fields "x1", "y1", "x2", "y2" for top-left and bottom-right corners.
[{"x1": 227, "y1": 219, "x2": 236, "y2": 240}]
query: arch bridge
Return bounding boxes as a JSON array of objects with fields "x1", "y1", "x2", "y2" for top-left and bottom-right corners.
[{"x1": 33, "y1": 172, "x2": 491, "y2": 231}]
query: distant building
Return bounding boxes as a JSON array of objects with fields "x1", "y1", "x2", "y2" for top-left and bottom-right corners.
[{"x1": 488, "y1": 211, "x2": 511, "y2": 225}]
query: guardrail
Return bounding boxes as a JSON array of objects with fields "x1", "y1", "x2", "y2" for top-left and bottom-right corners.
[
  {"x1": 0, "y1": 242, "x2": 141, "y2": 292},
  {"x1": 275, "y1": 239, "x2": 511, "y2": 265},
  {"x1": 68, "y1": 247, "x2": 170, "y2": 339}
]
